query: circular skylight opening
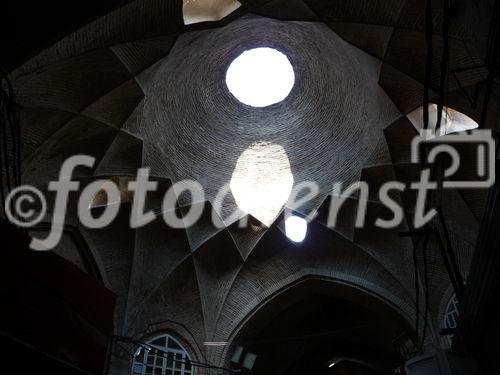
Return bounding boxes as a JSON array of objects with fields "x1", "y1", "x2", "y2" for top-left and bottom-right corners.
[
  {"x1": 285, "y1": 215, "x2": 307, "y2": 243},
  {"x1": 226, "y1": 47, "x2": 295, "y2": 107}
]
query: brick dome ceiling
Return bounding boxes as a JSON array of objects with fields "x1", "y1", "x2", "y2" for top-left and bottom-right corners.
[{"x1": 132, "y1": 15, "x2": 399, "y2": 224}]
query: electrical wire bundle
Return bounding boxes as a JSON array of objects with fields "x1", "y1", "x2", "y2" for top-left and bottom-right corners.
[{"x1": 0, "y1": 68, "x2": 22, "y2": 217}]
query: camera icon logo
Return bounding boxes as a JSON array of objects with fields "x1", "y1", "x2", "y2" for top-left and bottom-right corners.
[{"x1": 411, "y1": 129, "x2": 496, "y2": 189}]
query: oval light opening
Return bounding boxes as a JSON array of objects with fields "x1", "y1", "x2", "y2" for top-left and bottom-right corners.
[
  {"x1": 226, "y1": 47, "x2": 295, "y2": 107},
  {"x1": 285, "y1": 215, "x2": 307, "y2": 243}
]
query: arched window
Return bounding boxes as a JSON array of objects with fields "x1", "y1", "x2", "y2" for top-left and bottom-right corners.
[
  {"x1": 132, "y1": 334, "x2": 194, "y2": 375},
  {"x1": 406, "y1": 104, "x2": 478, "y2": 137}
]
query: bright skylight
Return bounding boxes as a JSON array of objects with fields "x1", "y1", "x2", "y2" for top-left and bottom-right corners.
[
  {"x1": 225, "y1": 47, "x2": 295, "y2": 107},
  {"x1": 285, "y1": 215, "x2": 307, "y2": 243},
  {"x1": 407, "y1": 104, "x2": 479, "y2": 137},
  {"x1": 230, "y1": 142, "x2": 294, "y2": 226},
  {"x1": 183, "y1": 0, "x2": 241, "y2": 25}
]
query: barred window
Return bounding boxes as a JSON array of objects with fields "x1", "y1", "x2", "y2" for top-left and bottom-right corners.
[
  {"x1": 444, "y1": 294, "x2": 460, "y2": 330},
  {"x1": 132, "y1": 334, "x2": 193, "y2": 375},
  {"x1": 443, "y1": 294, "x2": 460, "y2": 347}
]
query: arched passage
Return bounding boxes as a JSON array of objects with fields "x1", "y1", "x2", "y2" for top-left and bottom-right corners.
[{"x1": 226, "y1": 278, "x2": 415, "y2": 374}]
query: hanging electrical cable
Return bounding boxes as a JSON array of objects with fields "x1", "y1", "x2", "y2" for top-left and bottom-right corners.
[
  {"x1": 419, "y1": 232, "x2": 431, "y2": 350},
  {"x1": 480, "y1": 0, "x2": 500, "y2": 130},
  {"x1": 412, "y1": 235, "x2": 421, "y2": 349},
  {"x1": 422, "y1": 0, "x2": 434, "y2": 131},
  {"x1": 436, "y1": 0, "x2": 452, "y2": 133},
  {"x1": 0, "y1": 68, "x2": 22, "y2": 218}
]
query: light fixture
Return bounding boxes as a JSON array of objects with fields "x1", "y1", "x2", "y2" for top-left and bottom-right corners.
[
  {"x1": 285, "y1": 215, "x2": 307, "y2": 243},
  {"x1": 328, "y1": 356, "x2": 343, "y2": 368},
  {"x1": 225, "y1": 47, "x2": 295, "y2": 107},
  {"x1": 327, "y1": 357, "x2": 382, "y2": 373},
  {"x1": 231, "y1": 346, "x2": 257, "y2": 370}
]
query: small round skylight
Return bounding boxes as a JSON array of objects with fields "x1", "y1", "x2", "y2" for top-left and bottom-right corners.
[
  {"x1": 225, "y1": 47, "x2": 295, "y2": 107},
  {"x1": 285, "y1": 215, "x2": 307, "y2": 243}
]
